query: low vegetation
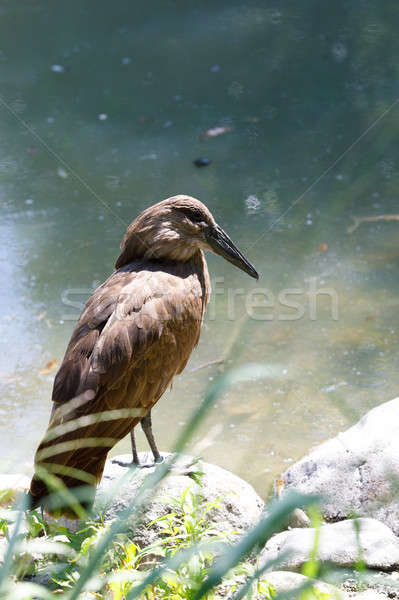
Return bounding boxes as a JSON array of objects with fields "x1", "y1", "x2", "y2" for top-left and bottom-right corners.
[{"x1": 0, "y1": 368, "x2": 368, "y2": 599}]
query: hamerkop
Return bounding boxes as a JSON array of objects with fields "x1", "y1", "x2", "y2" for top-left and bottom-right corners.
[{"x1": 29, "y1": 195, "x2": 258, "y2": 514}]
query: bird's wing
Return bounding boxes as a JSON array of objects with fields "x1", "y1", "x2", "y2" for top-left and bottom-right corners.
[
  {"x1": 52, "y1": 266, "x2": 204, "y2": 409},
  {"x1": 31, "y1": 263, "x2": 205, "y2": 511}
]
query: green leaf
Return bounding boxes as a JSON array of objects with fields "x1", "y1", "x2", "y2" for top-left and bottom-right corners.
[{"x1": 192, "y1": 491, "x2": 318, "y2": 600}]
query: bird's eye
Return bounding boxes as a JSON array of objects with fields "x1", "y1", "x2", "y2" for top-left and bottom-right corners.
[
  {"x1": 190, "y1": 209, "x2": 204, "y2": 223},
  {"x1": 180, "y1": 207, "x2": 204, "y2": 224}
]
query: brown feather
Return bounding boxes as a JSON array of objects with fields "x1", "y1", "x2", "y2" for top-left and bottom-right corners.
[{"x1": 30, "y1": 246, "x2": 210, "y2": 514}]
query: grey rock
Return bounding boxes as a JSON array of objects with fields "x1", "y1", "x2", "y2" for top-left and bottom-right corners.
[
  {"x1": 344, "y1": 570, "x2": 399, "y2": 599},
  {"x1": 94, "y1": 453, "x2": 264, "y2": 547},
  {"x1": 283, "y1": 398, "x2": 399, "y2": 534},
  {"x1": 263, "y1": 571, "x2": 348, "y2": 599},
  {"x1": 261, "y1": 506, "x2": 311, "y2": 536},
  {"x1": 0, "y1": 473, "x2": 31, "y2": 507},
  {"x1": 0, "y1": 537, "x2": 7, "y2": 564},
  {"x1": 350, "y1": 591, "x2": 388, "y2": 599},
  {"x1": 43, "y1": 512, "x2": 81, "y2": 533},
  {"x1": 286, "y1": 508, "x2": 311, "y2": 529},
  {"x1": 0, "y1": 473, "x2": 30, "y2": 493},
  {"x1": 260, "y1": 518, "x2": 399, "y2": 572}
]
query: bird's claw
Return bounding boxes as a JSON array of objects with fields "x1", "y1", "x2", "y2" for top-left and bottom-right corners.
[
  {"x1": 133, "y1": 455, "x2": 165, "y2": 469},
  {"x1": 113, "y1": 456, "x2": 165, "y2": 469}
]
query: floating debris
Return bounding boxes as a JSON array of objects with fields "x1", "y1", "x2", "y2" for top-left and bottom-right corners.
[
  {"x1": 191, "y1": 358, "x2": 224, "y2": 372},
  {"x1": 57, "y1": 167, "x2": 68, "y2": 179},
  {"x1": 121, "y1": 57, "x2": 131, "y2": 65},
  {"x1": 210, "y1": 64, "x2": 220, "y2": 72},
  {"x1": 318, "y1": 243, "x2": 328, "y2": 252},
  {"x1": 245, "y1": 195, "x2": 261, "y2": 214},
  {"x1": 347, "y1": 214, "x2": 399, "y2": 234},
  {"x1": 321, "y1": 381, "x2": 347, "y2": 393},
  {"x1": 199, "y1": 125, "x2": 233, "y2": 141},
  {"x1": 51, "y1": 64, "x2": 65, "y2": 73},
  {"x1": 40, "y1": 358, "x2": 58, "y2": 376},
  {"x1": 193, "y1": 157, "x2": 211, "y2": 167},
  {"x1": 98, "y1": 113, "x2": 108, "y2": 121}
]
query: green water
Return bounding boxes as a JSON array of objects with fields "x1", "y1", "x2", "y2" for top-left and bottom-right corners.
[{"x1": 1, "y1": 1, "x2": 399, "y2": 497}]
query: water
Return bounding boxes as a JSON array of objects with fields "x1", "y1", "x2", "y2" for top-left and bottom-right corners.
[{"x1": 1, "y1": 1, "x2": 399, "y2": 497}]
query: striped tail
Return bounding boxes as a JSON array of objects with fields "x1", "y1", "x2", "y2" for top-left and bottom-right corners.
[{"x1": 29, "y1": 393, "x2": 142, "y2": 516}]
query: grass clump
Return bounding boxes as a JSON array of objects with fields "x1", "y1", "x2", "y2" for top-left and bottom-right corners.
[
  {"x1": 0, "y1": 487, "x2": 278, "y2": 600},
  {"x1": 0, "y1": 367, "x2": 347, "y2": 599}
]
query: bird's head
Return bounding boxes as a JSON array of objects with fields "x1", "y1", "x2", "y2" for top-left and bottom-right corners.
[{"x1": 115, "y1": 195, "x2": 258, "y2": 279}]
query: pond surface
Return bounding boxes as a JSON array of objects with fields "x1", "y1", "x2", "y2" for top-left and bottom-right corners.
[{"x1": 1, "y1": 1, "x2": 399, "y2": 497}]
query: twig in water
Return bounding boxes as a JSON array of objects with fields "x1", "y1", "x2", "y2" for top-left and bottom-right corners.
[
  {"x1": 347, "y1": 214, "x2": 399, "y2": 234},
  {"x1": 191, "y1": 358, "x2": 224, "y2": 373}
]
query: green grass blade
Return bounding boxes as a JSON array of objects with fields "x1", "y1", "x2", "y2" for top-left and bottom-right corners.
[
  {"x1": 0, "y1": 492, "x2": 28, "y2": 586},
  {"x1": 0, "y1": 581, "x2": 54, "y2": 600},
  {"x1": 65, "y1": 364, "x2": 271, "y2": 599},
  {"x1": 124, "y1": 541, "x2": 226, "y2": 600},
  {"x1": 192, "y1": 491, "x2": 318, "y2": 600}
]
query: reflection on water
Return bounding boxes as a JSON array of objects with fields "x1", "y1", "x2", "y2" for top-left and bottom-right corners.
[{"x1": 1, "y1": 1, "x2": 399, "y2": 497}]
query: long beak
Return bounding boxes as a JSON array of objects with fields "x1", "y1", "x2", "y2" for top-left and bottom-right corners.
[{"x1": 206, "y1": 224, "x2": 259, "y2": 280}]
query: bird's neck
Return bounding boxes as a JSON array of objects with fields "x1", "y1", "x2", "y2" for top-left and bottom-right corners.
[
  {"x1": 149, "y1": 238, "x2": 199, "y2": 262},
  {"x1": 192, "y1": 249, "x2": 211, "y2": 313},
  {"x1": 115, "y1": 226, "x2": 201, "y2": 268}
]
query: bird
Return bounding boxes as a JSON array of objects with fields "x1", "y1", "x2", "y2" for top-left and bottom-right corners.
[{"x1": 29, "y1": 195, "x2": 258, "y2": 515}]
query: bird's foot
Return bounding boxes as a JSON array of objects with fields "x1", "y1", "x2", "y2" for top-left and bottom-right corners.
[
  {"x1": 110, "y1": 453, "x2": 201, "y2": 477},
  {"x1": 111, "y1": 459, "x2": 134, "y2": 468},
  {"x1": 112, "y1": 453, "x2": 165, "y2": 469},
  {"x1": 134, "y1": 456, "x2": 165, "y2": 469}
]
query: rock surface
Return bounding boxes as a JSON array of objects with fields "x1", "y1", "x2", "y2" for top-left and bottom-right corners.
[
  {"x1": 349, "y1": 591, "x2": 388, "y2": 599},
  {"x1": 0, "y1": 473, "x2": 30, "y2": 491},
  {"x1": 285, "y1": 507, "x2": 311, "y2": 529},
  {"x1": 0, "y1": 537, "x2": 7, "y2": 564},
  {"x1": 283, "y1": 398, "x2": 399, "y2": 534},
  {"x1": 260, "y1": 518, "x2": 399, "y2": 572},
  {"x1": 263, "y1": 571, "x2": 348, "y2": 599},
  {"x1": 344, "y1": 571, "x2": 399, "y2": 599},
  {"x1": 0, "y1": 473, "x2": 30, "y2": 505},
  {"x1": 94, "y1": 453, "x2": 264, "y2": 546}
]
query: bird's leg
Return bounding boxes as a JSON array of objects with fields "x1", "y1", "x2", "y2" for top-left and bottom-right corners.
[
  {"x1": 114, "y1": 412, "x2": 163, "y2": 469},
  {"x1": 112, "y1": 429, "x2": 141, "y2": 468},
  {"x1": 130, "y1": 428, "x2": 140, "y2": 466},
  {"x1": 141, "y1": 411, "x2": 162, "y2": 464}
]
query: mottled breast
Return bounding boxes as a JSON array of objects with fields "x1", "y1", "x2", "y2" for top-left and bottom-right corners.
[{"x1": 51, "y1": 250, "x2": 210, "y2": 413}]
